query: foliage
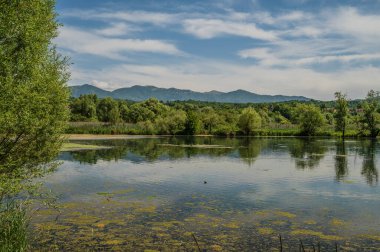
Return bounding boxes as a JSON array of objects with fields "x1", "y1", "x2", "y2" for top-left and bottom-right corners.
[
  {"x1": 0, "y1": 0, "x2": 69, "y2": 200},
  {"x1": 155, "y1": 109, "x2": 187, "y2": 135},
  {"x1": 296, "y1": 104, "x2": 325, "y2": 136},
  {"x1": 68, "y1": 91, "x2": 379, "y2": 137},
  {"x1": 360, "y1": 90, "x2": 380, "y2": 138},
  {"x1": 0, "y1": 1, "x2": 69, "y2": 250},
  {"x1": 70, "y1": 95, "x2": 97, "y2": 121},
  {"x1": 334, "y1": 92, "x2": 349, "y2": 138},
  {"x1": 237, "y1": 107, "x2": 262, "y2": 135},
  {"x1": 0, "y1": 202, "x2": 28, "y2": 252},
  {"x1": 184, "y1": 111, "x2": 201, "y2": 135},
  {"x1": 96, "y1": 97, "x2": 120, "y2": 124}
]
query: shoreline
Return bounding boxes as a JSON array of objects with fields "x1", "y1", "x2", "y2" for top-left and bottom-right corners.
[{"x1": 65, "y1": 134, "x2": 378, "y2": 140}]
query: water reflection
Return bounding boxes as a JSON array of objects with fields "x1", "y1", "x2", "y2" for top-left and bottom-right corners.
[
  {"x1": 34, "y1": 137, "x2": 380, "y2": 250},
  {"x1": 335, "y1": 141, "x2": 348, "y2": 181},
  {"x1": 288, "y1": 139, "x2": 327, "y2": 169},
  {"x1": 360, "y1": 140, "x2": 378, "y2": 186},
  {"x1": 60, "y1": 137, "x2": 380, "y2": 186}
]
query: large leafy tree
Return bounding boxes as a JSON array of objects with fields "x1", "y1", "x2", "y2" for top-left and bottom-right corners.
[
  {"x1": 238, "y1": 107, "x2": 262, "y2": 135},
  {"x1": 0, "y1": 0, "x2": 69, "y2": 199},
  {"x1": 96, "y1": 97, "x2": 120, "y2": 124},
  {"x1": 334, "y1": 92, "x2": 349, "y2": 138},
  {"x1": 296, "y1": 104, "x2": 324, "y2": 136},
  {"x1": 360, "y1": 90, "x2": 380, "y2": 138}
]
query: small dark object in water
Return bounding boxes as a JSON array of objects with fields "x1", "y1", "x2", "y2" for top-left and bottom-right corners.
[{"x1": 204, "y1": 181, "x2": 207, "y2": 184}]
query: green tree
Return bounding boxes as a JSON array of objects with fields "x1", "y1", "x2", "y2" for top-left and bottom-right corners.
[
  {"x1": 0, "y1": 1, "x2": 69, "y2": 249},
  {"x1": 184, "y1": 111, "x2": 200, "y2": 135},
  {"x1": 0, "y1": 0, "x2": 69, "y2": 198},
  {"x1": 155, "y1": 109, "x2": 187, "y2": 135},
  {"x1": 118, "y1": 101, "x2": 130, "y2": 122},
  {"x1": 200, "y1": 107, "x2": 220, "y2": 133},
  {"x1": 360, "y1": 90, "x2": 380, "y2": 138},
  {"x1": 238, "y1": 107, "x2": 262, "y2": 135},
  {"x1": 296, "y1": 104, "x2": 324, "y2": 136},
  {"x1": 70, "y1": 94, "x2": 97, "y2": 121},
  {"x1": 334, "y1": 92, "x2": 349, "y2": 138},
  {"x1": 96, "y1": 97, "x2": 120, "y2": 124}
]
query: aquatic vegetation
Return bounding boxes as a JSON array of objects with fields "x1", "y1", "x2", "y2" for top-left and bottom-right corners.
[
  {"x1": 290, "y1": 229, "x2": 342, "y2": 240},
  {"x1": 61, "y1": 142, "x2": 109, "y2": 151},
  {"x1": 303, "y1": 220, "x2": 317, "y2": 225},
  {"x1": 274, "y1": 211, "x2": 297, "y2": 218},
  {"x1": 330, "y1": 218, "x2": 346, "y2": 226},
  {"x1": 358, "y1": 234, "x2": 380, "y2": 241},
  {"x1": 258, "y1": 227, "x2": 274, "y2": 235}
]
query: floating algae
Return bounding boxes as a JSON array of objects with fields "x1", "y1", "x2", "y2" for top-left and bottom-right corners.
[
  {"x1": 290, "y1": 229, "x2": 342, "y2": 240},
  {"x1": 258, "y1": 227, "x2": 274, "y2": 235}
]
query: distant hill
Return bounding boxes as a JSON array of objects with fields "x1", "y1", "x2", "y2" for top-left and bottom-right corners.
[{"x1": 69, "y1": 84, "x2": 311, "y2": 103}]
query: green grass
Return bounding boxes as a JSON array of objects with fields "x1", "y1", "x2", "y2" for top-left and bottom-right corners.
[{"x1": 0, "y1": 202, "x2": 28, "y2": 252}]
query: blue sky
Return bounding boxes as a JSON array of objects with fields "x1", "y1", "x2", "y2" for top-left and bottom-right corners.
[{"x1": 55, "y1": 0, "x2": 380, "y2": 100}]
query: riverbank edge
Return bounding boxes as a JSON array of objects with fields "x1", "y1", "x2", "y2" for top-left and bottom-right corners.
[{"x1": 65, "y1": 134, "x2": 379, "y2": 140}]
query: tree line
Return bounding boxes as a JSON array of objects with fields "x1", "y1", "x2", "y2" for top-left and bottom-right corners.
[{"x1": 69, "y1": 90, "x2": 380, "y2": 137}]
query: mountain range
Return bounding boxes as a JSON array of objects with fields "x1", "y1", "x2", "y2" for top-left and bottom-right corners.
[{"x1": 70, "y1": 84, "x2": 311, "y2": 103}]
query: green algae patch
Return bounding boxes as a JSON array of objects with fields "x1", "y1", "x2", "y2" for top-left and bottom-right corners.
[
  {"x1": 223, "y1": 222, "x2": 240, "y2": 229},
  {"x1": 61, "y1": 143, "x2": 109, "y2": 151},
  {"x1": 255, "y1": 210, "x2": 270, "y2": 217},
  {"x1": 210, "y1": 245, "x2": 223, "y2": 251},
  {"x1": 303, "y1": 220, "x2": 317, "y2": 225},
  {"x1": 158, "y1": 144, "x2": 232, "y2": 149},
  {"x1": 274, "y1": 211, "x2": 296, "y2": 218},
  {"x1": 342, "y1": 180, "x2": 355, "y2": 184},
  {"x1": 105, "y1": 239, "x2": 124, "y2": 245},
  {"x1": 330, "y1": 218, "x2": 346, "y2": 226},
  {"x1": 291, "y1": 229, "x2": 342, "y2": 240},
  {"x1": 135, "y1": 205, "x2": 156, "y2": 213},
  {"x1": 358, "y1": 234, "x2": 380, "y2": 241},
  {"x1": 271, "y1": 220, "x2": 287, "y2": 226},
  {"x1": 258, "y1": 227, "x2": 274, "y2": 235}
]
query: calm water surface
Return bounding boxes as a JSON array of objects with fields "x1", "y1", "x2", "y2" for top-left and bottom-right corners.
[{"x1": 31, "y1": 137, "x2": 380, "y2": 251}]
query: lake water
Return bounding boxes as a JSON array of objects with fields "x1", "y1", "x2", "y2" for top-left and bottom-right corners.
[{"x1": 31, "y1": 137, "x2": 380, "y2": 251}]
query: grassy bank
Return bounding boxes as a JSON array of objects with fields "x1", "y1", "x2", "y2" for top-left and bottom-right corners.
[{"x1": 65, "y1": 122, "x2": 362, "y2": 138}]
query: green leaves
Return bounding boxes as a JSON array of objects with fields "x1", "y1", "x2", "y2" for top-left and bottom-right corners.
[
  {"x1": 0, "y1": 0, "x2": 69, "y2": 198},
  {"x1": 334, "y1": 92, "x2": 349, "y2": 138},
  {"x1": 360, "y1": 90, "x2": 380, "y2": 138},
  {"x1": 296, "y1": 104, "x2": 324, "y2": 136},
  {"x1": 238, "y1": 107, "x2": 262, "y2": 135}
]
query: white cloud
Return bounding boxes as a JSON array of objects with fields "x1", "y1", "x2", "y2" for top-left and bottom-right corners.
[
  {"x1": 57, "y1": 26, "x2": 183, "y2": 60},
  {"x1": 63, "y1": 10, "x2": 177, "y2": 26},
  {"x1": 329, "y1": 7, "x2": 380, "y2": 41},
  {"x1": 97, "y1": 11, "x2": 177, "y2": 25},
  {"x1": 295, "y1": 53, "x2": 380, "y2": 65},
  {"x1": 60, "y1": 5, "x2": 380, "y2": 100},
  {"x1": 182, "y1": 18, "x2": 277, "y2": 41},
  {"x1": 95, "y1": 22, "x2": 136, "y2": 36}
]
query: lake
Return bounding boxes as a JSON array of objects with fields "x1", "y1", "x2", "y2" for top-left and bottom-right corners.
[{"x1": 31, "y1": 137, "x2": 380, "y2": 251}]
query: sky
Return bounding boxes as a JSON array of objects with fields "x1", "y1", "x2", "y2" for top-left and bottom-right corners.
[{"x1": 55, "y1": 0, "x2": 380, "y2": 100}]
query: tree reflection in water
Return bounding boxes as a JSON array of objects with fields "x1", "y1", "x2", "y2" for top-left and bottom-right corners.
[
  {"x1": 359, "y1": 140, "x2": 378, "y2": 186},
  {"x1": 335, "y1": 141, "x2": 348, "y2": 181},
  {"x1": 63, "y1": 137, "x2": 378, "y2": 185},
  {"x1": 288, "y1": 139, "x2": 327, "y2": 169}
]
